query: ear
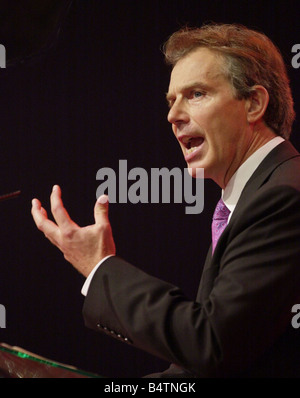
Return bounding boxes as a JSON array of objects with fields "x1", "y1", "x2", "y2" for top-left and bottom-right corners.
[{"x1": 246, "y1": 85, "x2": 269, "y2": 124}]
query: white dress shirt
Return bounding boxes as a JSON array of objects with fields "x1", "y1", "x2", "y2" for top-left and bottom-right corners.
[
  {"x1": 82, "y1": 136, "x2": 284, "y2": 296},
  {"x1": 222, "y1": 136, "x2": 284, "y2": 222}
]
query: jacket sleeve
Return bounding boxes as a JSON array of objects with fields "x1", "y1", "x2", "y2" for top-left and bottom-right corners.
[{"x1": 82, "y1": 184, "x2": 300, "y2": 377}]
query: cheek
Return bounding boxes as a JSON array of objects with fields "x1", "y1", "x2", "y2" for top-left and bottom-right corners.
[
  {"x1": 193, "y1": 103, "x2": 224, "y2": 133},
  {"x1": 204, "y1": 121, "x2": 237, "y2": 163},
  {"x1": 207, "y1": 107, "x2": 245, "y2": 144}
]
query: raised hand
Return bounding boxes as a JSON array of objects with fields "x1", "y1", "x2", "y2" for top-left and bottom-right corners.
[{"x1": 31, "y1": 185, "x2": 116, "y2": 277}]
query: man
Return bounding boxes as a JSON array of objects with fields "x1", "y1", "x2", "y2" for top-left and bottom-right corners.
[{"x1": 31, "y1": 23, "x2": 300, "y2": 377}]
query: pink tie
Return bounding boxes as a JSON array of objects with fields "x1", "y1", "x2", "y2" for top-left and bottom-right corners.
[{"x1": 212, "y1": 199, "x2": 230, "y2": 253}]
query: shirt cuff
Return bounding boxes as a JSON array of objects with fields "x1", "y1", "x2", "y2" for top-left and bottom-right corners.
[{"x1": 81, "y1": 255, "x2": 114, "y2": 296}]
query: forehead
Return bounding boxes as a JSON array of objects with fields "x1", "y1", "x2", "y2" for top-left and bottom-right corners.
[{"x1": 168, "y1": 47, "x2": 226, "y2": 91}]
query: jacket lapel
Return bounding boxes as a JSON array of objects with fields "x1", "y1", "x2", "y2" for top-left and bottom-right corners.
[
  {"x1": 230, "y1": 140, "x2": 300, "y2": 225},
  {"x1": 196, "y1": 140, "x2": 300, "y2": 302}
]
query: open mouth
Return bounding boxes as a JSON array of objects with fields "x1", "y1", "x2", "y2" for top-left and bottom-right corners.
[{"x1": 185, "y1": 137, "x2": 204, "y2": 154}]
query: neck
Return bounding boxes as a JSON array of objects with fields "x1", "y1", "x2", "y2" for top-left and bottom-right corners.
[{"x1": 221, "y1": 124, "x2": 277, "y2": 189}]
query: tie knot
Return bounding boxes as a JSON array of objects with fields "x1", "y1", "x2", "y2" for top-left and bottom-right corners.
[{"x1": 213, "y1": 199, "x2": 230, "y2": 221}]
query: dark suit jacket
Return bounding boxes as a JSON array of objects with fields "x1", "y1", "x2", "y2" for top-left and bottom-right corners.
[{"x1": 83, "y1": 140, "x2": 300, "y2": 377}]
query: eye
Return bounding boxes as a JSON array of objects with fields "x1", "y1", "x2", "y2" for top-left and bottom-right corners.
[{"x1": 193, "y1": 91, "x2": 204, "y2": 98}]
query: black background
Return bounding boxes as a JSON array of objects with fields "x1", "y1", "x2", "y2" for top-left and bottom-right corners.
[{"x1": 0, "y1": 0, "x2": 299, "y2": 378}]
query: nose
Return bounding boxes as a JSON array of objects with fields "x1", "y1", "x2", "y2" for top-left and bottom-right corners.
[{"x1": 167, "y1": 100, "x2": 189, "y2": 126}]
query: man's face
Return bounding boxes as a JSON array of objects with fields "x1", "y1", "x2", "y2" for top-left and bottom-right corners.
[{"x1": 166, "y1": 47, "x2": 252, "y2": 188}]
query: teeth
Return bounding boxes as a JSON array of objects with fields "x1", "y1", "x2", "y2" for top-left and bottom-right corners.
[
  {"x1": 185, "y1": 137, "x2": 204, "y2": 155},
  {"x1": 186, "y1": 146, "x2": 198, "y2": 154}
]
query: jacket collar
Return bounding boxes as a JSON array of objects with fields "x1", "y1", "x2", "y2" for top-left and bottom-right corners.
[{"x1": 229, "y1": 140, "x2": 300, "y2": 226}]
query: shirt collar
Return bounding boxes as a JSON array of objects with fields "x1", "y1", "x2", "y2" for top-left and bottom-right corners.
[{"x1": 222, "y1": 136, "x2": 285, "y2": 221}]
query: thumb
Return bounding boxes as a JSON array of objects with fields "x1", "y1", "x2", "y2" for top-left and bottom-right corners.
[{"x1": 94, "y1": 194, "x2": 110, "y2": 224}]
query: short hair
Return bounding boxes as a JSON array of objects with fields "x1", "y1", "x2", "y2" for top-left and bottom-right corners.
[{"x1": 163, "y1": 23, "x2": 295, "y2": 139}]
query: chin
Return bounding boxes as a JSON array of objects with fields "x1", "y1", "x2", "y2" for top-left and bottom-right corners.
[{"x1": 187, "y1": 166, "x2": 205, "y2": 179}]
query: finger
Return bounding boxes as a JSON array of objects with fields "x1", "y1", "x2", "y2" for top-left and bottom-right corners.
[
  {"x1": 40, "y1": 207, "x2": 48, "y2": 218},
  {"x1": 50, "y1": 185, "x2": 75, "y2": 229},
  {"x1": 94, "y1": 194, "x2": 110, "y2": 225},
  {"x1": 31, "y1": 198, "x2": 45, "y2": 226},
  {"x1": 31, "y1": 198, "x2": 61, "y2": 239},
  {"x1": 31, "y1": 199, "x2": 48, "y2": 218}
]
